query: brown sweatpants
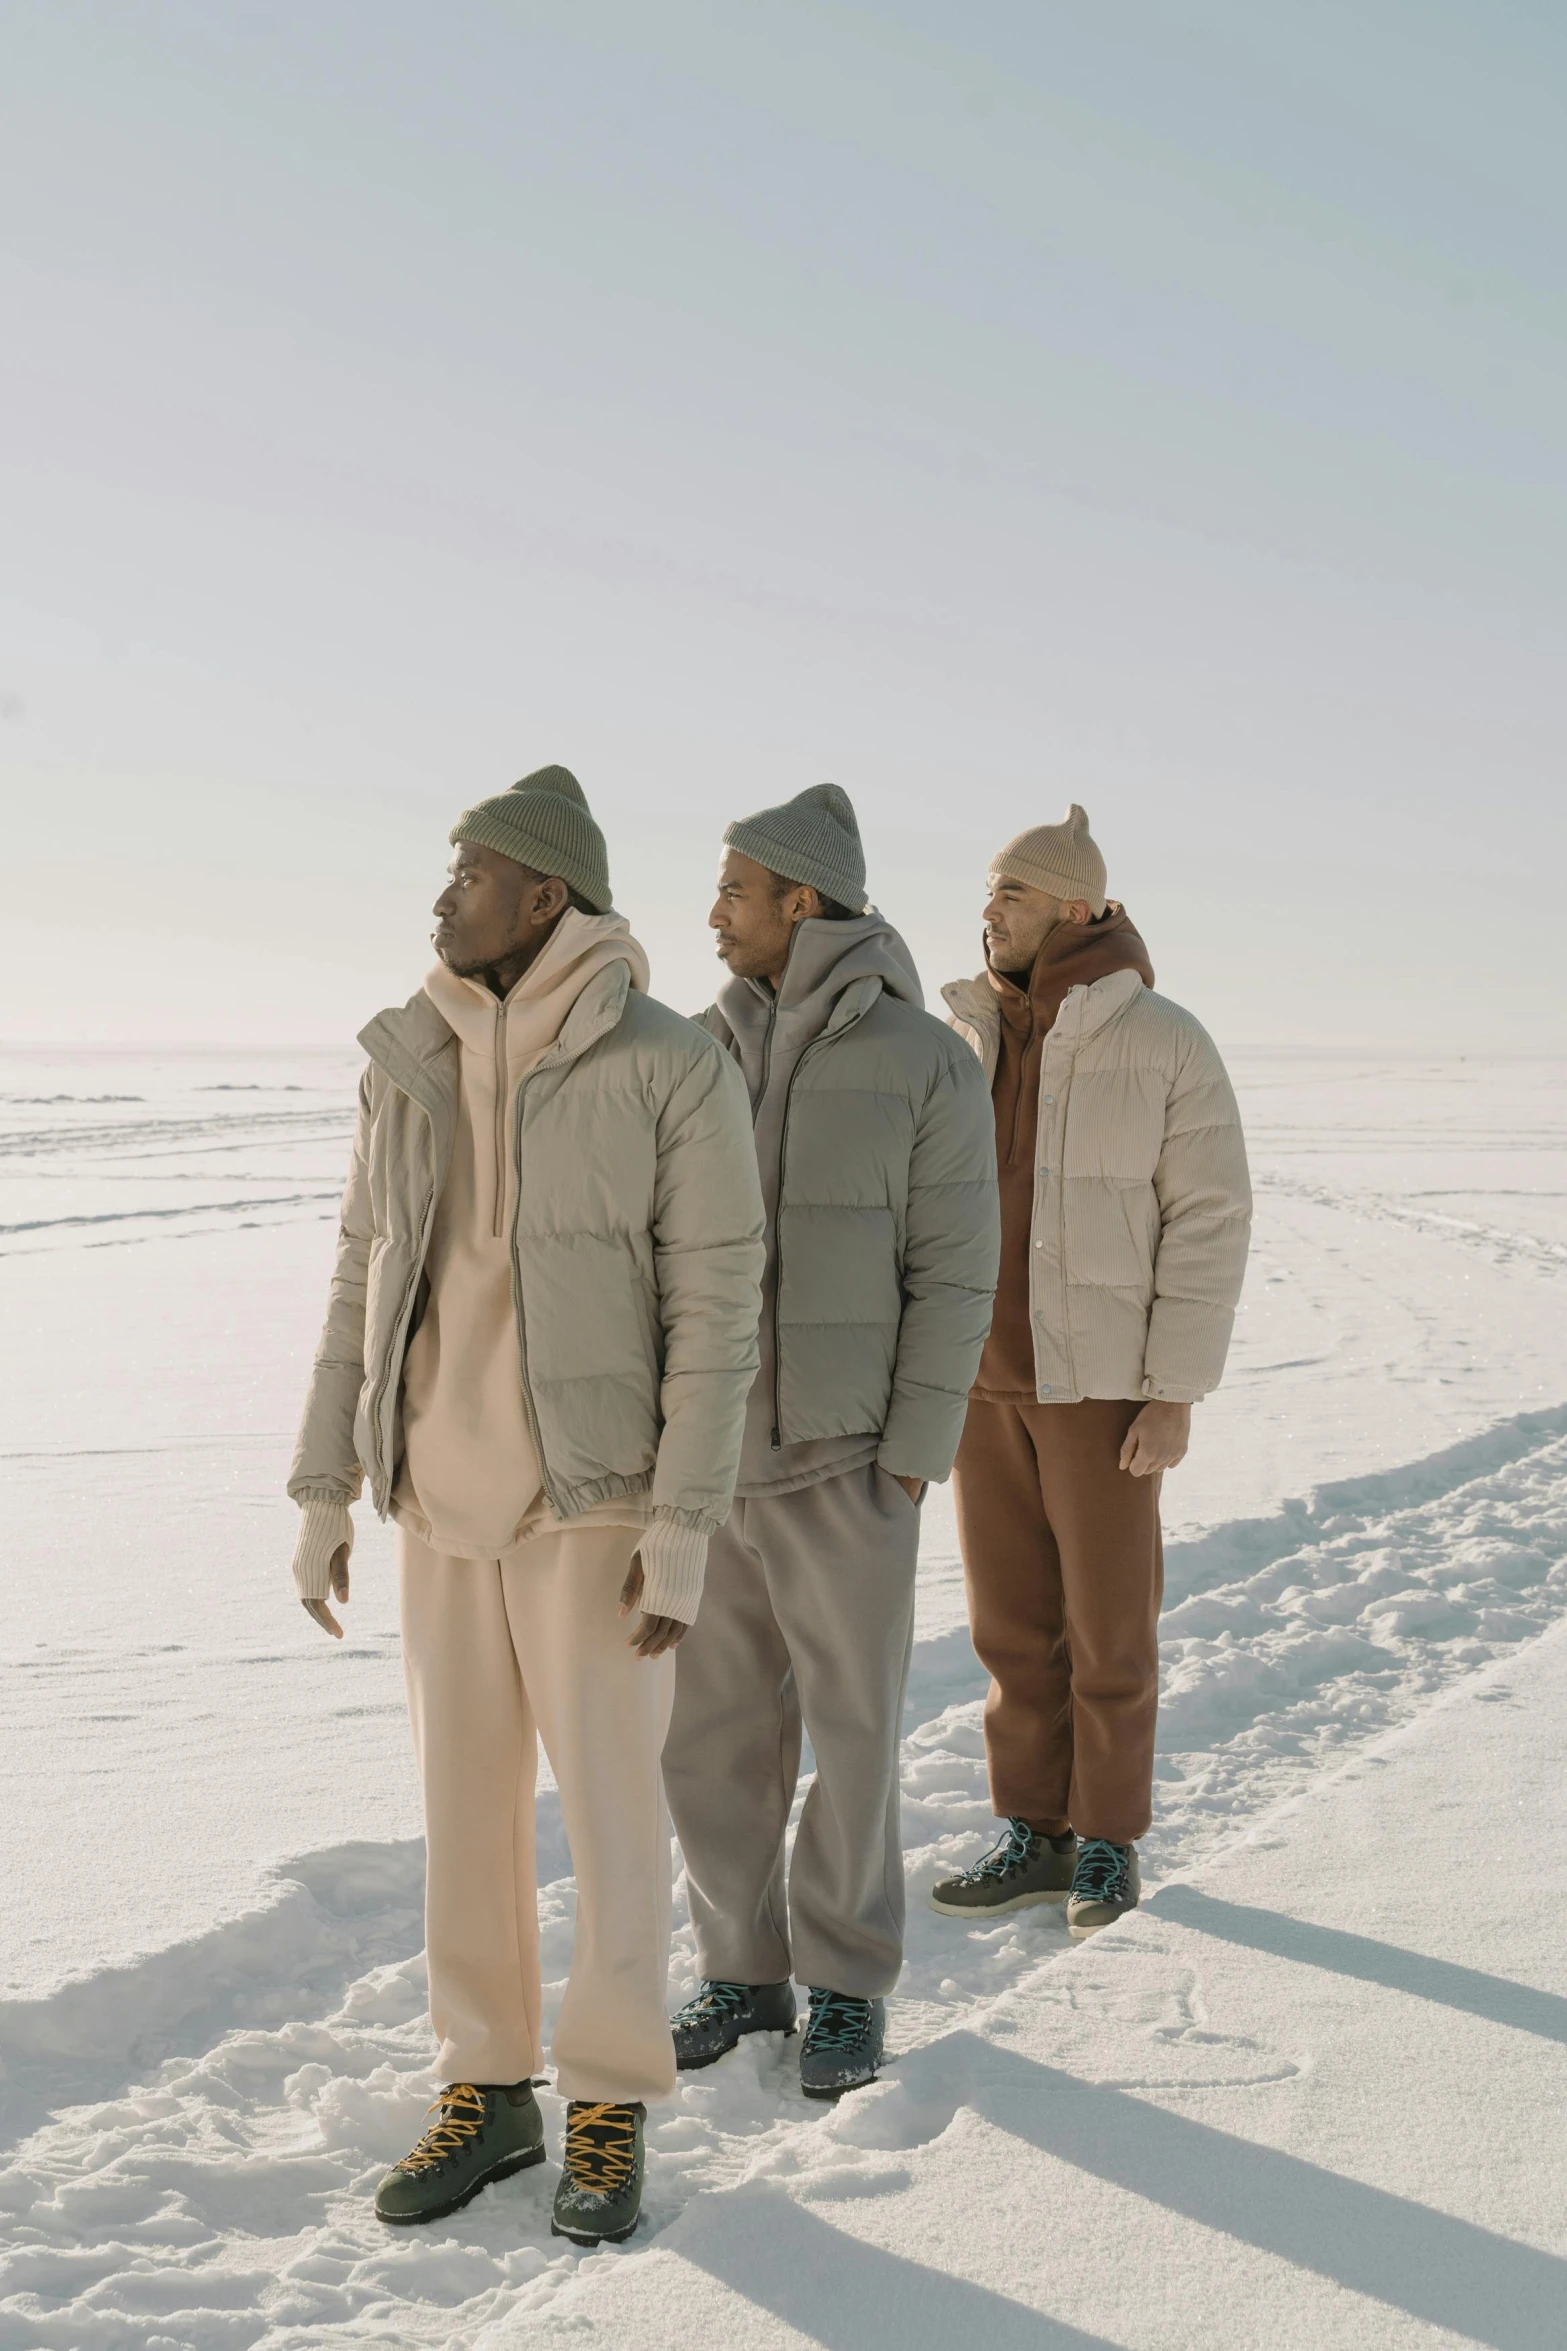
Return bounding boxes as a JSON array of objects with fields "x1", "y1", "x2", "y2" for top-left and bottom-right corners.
[{"x1": 952, "y1": 1398, "x2": 1163, "y2": 1844}]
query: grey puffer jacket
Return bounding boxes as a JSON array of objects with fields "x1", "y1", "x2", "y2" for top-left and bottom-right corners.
[
  {"x1": 702, "y1": 916, "x2": 1000, "y2": 1484},
  {"x1": 289, "y1": 963, "x2": 765, "y2": 1539}
]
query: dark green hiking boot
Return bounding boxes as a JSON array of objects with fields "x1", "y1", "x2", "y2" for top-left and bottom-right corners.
[
  {"x1": 1066, "y1": 1838, "x2": 1141, "y2": 1940},
  {"x1": 672, "y1": 1979, "x2": 798, "y2": 2071},
  {"x1": 798, "y1": 1991, "x2": 885, "y2": 2100},
  {"x1": 551, "y1": 2101, "x2": 646, "y2": 2245},
  {"x1": 374, "y1": 2080, "x2": 545, "y2": 2225},
  {"x1": 929, "y1": 1819, "x2": 1078, "y2": 1916}
]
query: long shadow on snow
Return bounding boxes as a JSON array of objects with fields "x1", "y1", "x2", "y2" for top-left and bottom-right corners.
[
  {"x1": 870, "y1": 2032, "x2": 1564, "y2": 2350},
  {"x1": 674, "y1": 2185, "x2": 1122, "y2": 2349},
  {"x1": 1150, "y1": 1886, "x2": 1567, "y2": 2046}
]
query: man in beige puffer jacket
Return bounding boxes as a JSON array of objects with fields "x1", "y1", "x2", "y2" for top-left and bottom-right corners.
[
  {"x1": 286, "y1": 767, "x2": 764, "y2": 2245},
  {"x1": 932, "y1": 805, "x2": 1250, "y2": 1942}
]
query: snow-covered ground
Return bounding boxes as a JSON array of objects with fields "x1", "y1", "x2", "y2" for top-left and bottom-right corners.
[{"x1": 1, "y1": 1045, "x2": 1565, "y2": 2346}]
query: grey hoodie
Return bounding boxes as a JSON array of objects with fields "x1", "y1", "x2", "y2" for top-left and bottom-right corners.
[{"x1": 712, "y1": 912, "x2": 928, "y2": 1495}]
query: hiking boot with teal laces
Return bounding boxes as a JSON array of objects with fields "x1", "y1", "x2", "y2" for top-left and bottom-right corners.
[
  {"x1": 1066, "y1": 1838, "x2": 1141, "y2": 1939},
  {"x1": 672, "y1": 1978, "x2": 798, "y2": 2071},
  {"x1": 550, "y1": 2101, "x2": 646, "y2": 2245},
  {"x1": 929, "y1": 1819, "x2": 1078, "y2": 1917},
  {"x1": 798, "y1": 1990, "x2": 885, "y2": 2100},
  {"x1": 374, "y1": 2080, "x2": 545, "y2": 2225}
]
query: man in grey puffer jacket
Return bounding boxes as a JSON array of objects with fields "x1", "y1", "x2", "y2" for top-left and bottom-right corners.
[{"x1": 662, "y1": 784, "x2": 1000, "y2": 2097}]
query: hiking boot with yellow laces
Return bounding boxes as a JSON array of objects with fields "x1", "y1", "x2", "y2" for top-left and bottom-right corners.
[
  {"x1": 550, "y1": 2100, "x2": 646, "y2": 2245},
  {"x1": 374, "y1": 2080, "x2": 545, "y2": 2225}
]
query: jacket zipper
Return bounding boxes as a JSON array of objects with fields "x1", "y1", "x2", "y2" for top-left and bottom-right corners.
[
  {"x1": 769, "y1": 1001, "x2": 871, "y2": 1449},
  {"x1": 369, "y1": 1108, "x2": 442, "y2": 1509},
  {"x1": 756, "y1": 992, "x2": 779, "y2": 1110},
  {"x1": 508, "y1": 1048, "x2": 568, "y2": 1515},
  {"x1": 1043, "y1": 1006, "x2": 1077, "y2": 1396}
]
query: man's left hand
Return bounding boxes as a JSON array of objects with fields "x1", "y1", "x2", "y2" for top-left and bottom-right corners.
[
  {"x1": 1119, "y1": 1401, "x2": 1191, "y2": 1476},
  {"x1": 617, "y1": 1555, "x2": 691, "y2": 1658}
]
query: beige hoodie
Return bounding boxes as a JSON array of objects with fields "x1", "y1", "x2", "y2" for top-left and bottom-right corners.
[
  {"x1": 392, "y1": 908, "x2": 652, "y2": 1554},
  {"x1": 293, "y1": 908, "x2": 714, "y2": 1614}
]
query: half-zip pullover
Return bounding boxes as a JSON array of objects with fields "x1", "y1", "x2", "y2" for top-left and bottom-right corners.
[
  {"x1": 716, "y1": 912, "x2": 924, "y2": 1497},
  {"x1": 392, "y1": 909, "x2": 651, "y2": 1555}
]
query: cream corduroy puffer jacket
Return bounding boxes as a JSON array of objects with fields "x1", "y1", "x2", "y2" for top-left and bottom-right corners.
[
  {"x1": 288, "y1": 964, "x2": 765, "y2": 1617},
  {"x1": 941, "y1": 966, "x2": 1251, "y2": 1403}
]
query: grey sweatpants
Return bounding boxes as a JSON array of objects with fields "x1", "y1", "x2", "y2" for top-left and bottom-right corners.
[{"x1": 663, "y1": 1462, "x2": 921, "y2": 1997}]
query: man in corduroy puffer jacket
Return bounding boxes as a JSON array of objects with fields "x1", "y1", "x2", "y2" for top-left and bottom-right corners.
[
  {"x1": 286, "y1": 767, "x2": 764, "y2": 2246},
  {"x1": 662, "y1": 785, "x2": 1000, "y2": 2099},
  {"x1": 932, "y1": 804, "x2": 1251, "y2": 1940}
]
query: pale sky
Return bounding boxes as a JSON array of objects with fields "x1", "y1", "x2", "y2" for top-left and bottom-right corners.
[{"x1": 2, "y1": 1, "x2": 1563, "y2": 1048}]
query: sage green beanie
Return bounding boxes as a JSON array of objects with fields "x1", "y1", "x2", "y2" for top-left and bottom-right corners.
[
  {"x1": 449, "y1": 765, "x2": 612, "y2": 913},
  {"x1": 723, "y1": 782, "x2": 867, "y2": 912}
]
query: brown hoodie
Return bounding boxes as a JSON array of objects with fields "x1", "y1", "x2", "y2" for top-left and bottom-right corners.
[{"x1": 974, "y1": 905, "x2": 1155, "y2": 1401}]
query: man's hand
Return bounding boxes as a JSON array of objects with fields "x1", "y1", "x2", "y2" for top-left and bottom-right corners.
[
  {"x1": 301, "y1": 1543, "x2": 350, "y2": 1638},
  {"x1": 618, "y1": 1556, "x2": 690, "y2": 1660},
  {"x1": 1119, "y1": 1401, "x2": 1191, "y2": 1477}
]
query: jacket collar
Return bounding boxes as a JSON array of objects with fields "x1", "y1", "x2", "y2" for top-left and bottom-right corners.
[
  {"x1": 943, "y1": 964, "x2": 1146, "y2": 1071},
  {"x1": 359, "y1": 962, "x2": 634, "y2": 1120},
  {"x1": 706, "y1": 968, "x2": 885, "y2": 1059}
]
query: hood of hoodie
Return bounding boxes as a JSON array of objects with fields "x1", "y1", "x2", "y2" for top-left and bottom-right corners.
[
  {"x1": 424, "y1": 905, "x2": 650, "y2": 1067},
  {"x1": 717, "y1": 908, "x2": 923, "y2": 1105},
  {"x1": 987, "y1": 902, "x2": 1153, "y2": 1039}
]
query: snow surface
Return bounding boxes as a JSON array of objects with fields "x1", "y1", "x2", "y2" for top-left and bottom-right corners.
[{"x1": 2, "y1": 1046, "x2": 1565, "y2": 2346}]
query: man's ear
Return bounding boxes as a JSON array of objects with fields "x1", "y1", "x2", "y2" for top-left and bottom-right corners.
[
  {"x1": 529, "y1": 874, "x2": 570, "y2": 925},
  {"x1": 1064, "y1": 899, "x2": 1094, "y2": 925}
]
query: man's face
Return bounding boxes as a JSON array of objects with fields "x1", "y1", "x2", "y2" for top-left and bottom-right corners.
[
  {"x1": 432, "y1": 842, "x2": 539, "y2": 976},
  {"x1": 709, "y1": 848, "x2": 804, "y2": 982},
  {"x1": 982, "y1": 872, "x2": 1067, "y2": 975}
]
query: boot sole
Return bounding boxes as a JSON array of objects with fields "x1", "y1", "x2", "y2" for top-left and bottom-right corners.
[
  {"x1": 928, "y1": 1888, "x2": 1070, "y2": 1917},
  {"x1": 800, "y1": 2063, "x2": 881, "y2": 2101},
  {"x1": 1067, "y1": 1909, "x2": 1137, "y2": 1942},
  {"x1": 674, "y1": 2020, "x2": 798, "y2": 2073},
  {"x1": 376, "y1": 2142, "x2": 546, "y2": 2227},
  {"x1": 552, "y1": 2210, "x2": 641, "y2": 2245}
]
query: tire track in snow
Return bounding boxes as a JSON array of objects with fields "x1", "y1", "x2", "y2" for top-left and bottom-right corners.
[
  {"x1": 4, "y1": 1412, "x2": 1567, "y2": 2345},
  {"x1": 0, "y1": 1108, "x2": 353, "y2": 1163}
]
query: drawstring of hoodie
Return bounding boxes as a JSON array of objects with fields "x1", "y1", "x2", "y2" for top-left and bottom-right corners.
[{"x1": 493, "y1": 1007, "x2": 507, "y2": 1238}]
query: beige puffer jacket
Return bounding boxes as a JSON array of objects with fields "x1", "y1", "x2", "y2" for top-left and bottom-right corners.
[
  {"x1": 942, "y1": 966, "x2": 1251, "y2": 1403},
  {"x1": 289, "y1": 963, "x2": 765, "y2": 1590}
]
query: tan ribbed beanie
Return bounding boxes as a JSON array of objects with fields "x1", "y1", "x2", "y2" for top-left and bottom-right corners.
[{"x1": 990, "y1": 804, "x2": 1107, "y2": 917}]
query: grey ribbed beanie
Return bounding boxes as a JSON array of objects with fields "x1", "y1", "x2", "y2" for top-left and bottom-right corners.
[
  {"x1": 449, "y1": 765, "x2": 612, "y2": 913},
  {"x1": 723, "y1": 783, "x2": 867, "y2": 912}
]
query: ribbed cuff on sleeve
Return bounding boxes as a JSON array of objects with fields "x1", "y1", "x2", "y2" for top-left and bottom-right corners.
[
  {"x1": 291, "y1": 1496, "x2": 355, "y2": 1601},
  {"x1": 636, "y1": 1514, "x2": 711, "y2": 1625}
]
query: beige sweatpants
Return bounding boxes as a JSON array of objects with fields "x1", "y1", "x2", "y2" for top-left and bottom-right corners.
[{"x1": 398, "y1": 1523, "x2": 677, "y2": 2104}]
